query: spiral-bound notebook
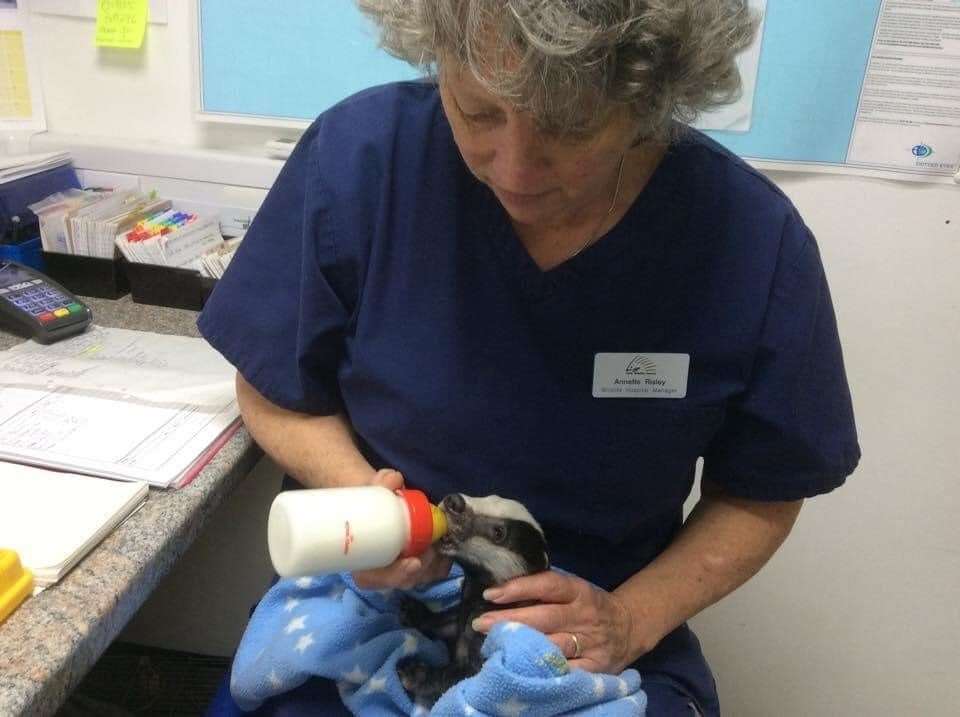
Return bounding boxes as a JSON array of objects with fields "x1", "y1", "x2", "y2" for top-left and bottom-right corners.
[{"x1": 0, "y1": 463, "x2": 148, "y2": 591}]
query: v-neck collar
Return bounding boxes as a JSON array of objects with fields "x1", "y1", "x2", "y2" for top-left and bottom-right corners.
[{"x1": 469, "y1": 141, "x2": 683, "y2": 303}]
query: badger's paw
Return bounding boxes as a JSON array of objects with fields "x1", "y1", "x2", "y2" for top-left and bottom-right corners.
[
  {"x1": 397, "y1": 658, "x2": 432, "y2": 694},
  {"x1": 398, "y1": 657, "x2": 454, "y2": 708}
]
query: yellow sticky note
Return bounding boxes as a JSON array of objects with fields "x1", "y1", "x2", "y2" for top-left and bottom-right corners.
[
  {"x1": 0, "y1": 31, "x2": 33, "y2": 119},
  {"x1": 95, "y1": 0, "x2": 148, "y2": 49}
]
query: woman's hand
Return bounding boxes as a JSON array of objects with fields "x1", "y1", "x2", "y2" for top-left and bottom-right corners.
[
  {"x1": 470, "y1": 571, "x2": 641, "y2": 674},
  {"x1": 351, "y1": 468, "x2": 452, "y2": 590}
]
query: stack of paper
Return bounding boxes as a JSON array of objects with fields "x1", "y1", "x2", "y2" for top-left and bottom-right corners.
[
  {"x1": 27, "y1": 188, "x2": 225, "y2": 266},
  {"x1": 67, "y1": 190, "x2": 173, "y2": 259},
  {"x1": 199, "y1": 235, "x2": 243, "y2": 278},
  {"x1": 29, "y1": 189, "x2": 184, "y2": 260},
  {"x1": 0, "y1": 326, "x2": 241, "y2": 488},
  {"x1": 0, "y1": 463, "x2": 148, "y2": 591},
  {"x1": 115, "y1": 209, "x2": 224, "y2": 269},
  {"x1": 29, "y1": 189, "x2": 107, "y2": 254},
  {"x1": 0, "y1": 151, "x2": 71, "y2": 185}
]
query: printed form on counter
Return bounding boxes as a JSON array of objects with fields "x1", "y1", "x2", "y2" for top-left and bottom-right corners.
[{"x1": 0, "y1": 326, "x2": 240, "y2": 488}]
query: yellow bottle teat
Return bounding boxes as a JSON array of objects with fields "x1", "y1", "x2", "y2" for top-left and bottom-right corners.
[{"x1": 430, "y1": 504, "x2": 448, "y2": 542}]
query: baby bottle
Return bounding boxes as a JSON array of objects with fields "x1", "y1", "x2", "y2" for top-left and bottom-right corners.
[{"x1": 267, "y1": 486, "x2": 448, "y2": 577}]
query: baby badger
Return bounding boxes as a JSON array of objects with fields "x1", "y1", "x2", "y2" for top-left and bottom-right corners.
[{"x1": 397, "y1": 493, "x2": 550, "y2": 706}]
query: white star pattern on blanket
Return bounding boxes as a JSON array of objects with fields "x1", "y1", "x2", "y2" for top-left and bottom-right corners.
[
  {"x1": 366, "y1": 676, "x2": 388, "y2": 693},
  {"x1": 402, "y1": 632, "x2": 419, "y2": 655},
  {"x1": 497, "y1": 696, "x2": 529, "y2": 716},
  {"x1": 229, "y1": 574, "x2": 647, "y2": 714},
  {"x1": 293, "y1": 633, "x2": 314, "y2": 653},
  {"x1": 283, "y1": 615, "x2": 307, "y2": 634},
  {"x1": 342, "y1": 665, "x2": 368, "y2": 684}
]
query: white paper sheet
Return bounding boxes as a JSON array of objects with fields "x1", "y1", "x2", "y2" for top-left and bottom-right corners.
[
  {"x1": 0, "y1": 384, "x2": 238, "y2": 487},
  {"x1": 0, "y1": 327, "x2": 240, "y2": 487},
  {"x1": 0, "y1": 150, "x2": 70, "y2": 183},
  {"x1": 0, "y1": 463, "x2": 148, "y2": 589},
  {"x1": 0, "y1": 326, "x2": 235, "y2": 407},
  {"x1": 847, "y1": 0, "x2": 960, "y2": 178}
]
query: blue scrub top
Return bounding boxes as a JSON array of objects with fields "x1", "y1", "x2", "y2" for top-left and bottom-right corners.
[{"x1": 198, "y1": 81, "x2": 860, "y2": 714}]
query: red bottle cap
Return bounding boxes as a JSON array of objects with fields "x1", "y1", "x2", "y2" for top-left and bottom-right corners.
[{"x1": 398, "y1": 489, "x2": 434, "y2": 558}]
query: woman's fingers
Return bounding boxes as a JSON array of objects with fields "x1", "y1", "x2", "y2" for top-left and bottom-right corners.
[
  {"x1": 471, "y1": 602, "x2": 570, "y2": 635},
  {"x1": 472, "y1": 578, "x2": 636, "y2": 675},
  {"x1": 566, "y1": 657, "x2": 604, "y2": 672},
  {"x1": 417, "y1": 547, "x2": 453, "y2": 583},
  {"x1": 547, "y1": 631, "x2": 583, "y2": 659},
  {"x1": 473, "y1": 572, "x2": 590, "y2": 633},
  {"x1": 483, "y1": 571, "x2": 582, "y2": 605},
  {"x1": 352, "y1": 556, "x2": 422, "y2": 589},
  {"x1": 368, "y1": 467, "x2": 404, "y2": 490},
  {"x1": 352, "y1": 554, "x2": 449, "y2": 590},
  {"x1": 352, "y1": 471, "x2": 459, "y2": 589},
  {"x1": 352, "y1": 548, "x2": 452, "y2": 590}
]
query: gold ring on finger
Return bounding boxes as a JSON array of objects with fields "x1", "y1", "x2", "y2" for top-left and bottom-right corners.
[{"x1": 570, "y1": 632, "x2": 583, "y2": 659}]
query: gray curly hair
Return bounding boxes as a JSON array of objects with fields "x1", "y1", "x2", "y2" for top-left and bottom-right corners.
[{"x1": 356, "y1": 0, "x2": 759, "y2": 140}]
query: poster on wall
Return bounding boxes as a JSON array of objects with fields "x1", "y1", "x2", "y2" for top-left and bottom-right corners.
[
  {"x1": 195, "y1": 0, "x2": 959, "y2": 183},
  {"x1": 846, "y1": 0, "x2": 960, "y2": 179},
  {"x1": 0, "y1": 0, "x2": 46, "y2": 145},
  {"x1": 708, "y1": 0, "x2": 960, "y2": 183}
]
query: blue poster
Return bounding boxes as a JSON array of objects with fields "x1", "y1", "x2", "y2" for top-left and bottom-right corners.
[{"x1": 198, "y1": 1, "x2": 887, "y2": 167}]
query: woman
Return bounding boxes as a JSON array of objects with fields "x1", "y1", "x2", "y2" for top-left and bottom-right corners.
[{"x1": 200, "y1": 1, "x2": 860, "y2": 714}]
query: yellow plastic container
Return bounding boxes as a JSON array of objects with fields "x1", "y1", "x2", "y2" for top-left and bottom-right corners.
[{"x1": 0, "y1": 549, "x2": 33, "y2": 625}]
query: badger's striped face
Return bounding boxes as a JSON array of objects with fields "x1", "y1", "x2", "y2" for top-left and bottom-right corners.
[{"x1": 437, "y1": 494, "x2": 549, "y2": 584}]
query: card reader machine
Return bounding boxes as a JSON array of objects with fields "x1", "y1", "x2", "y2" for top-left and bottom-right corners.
[{"x1": 0, "y1": 261, "x2": 92, "y2": 344}]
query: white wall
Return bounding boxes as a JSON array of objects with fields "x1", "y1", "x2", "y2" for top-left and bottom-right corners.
[
  {"x1": 120, "y1": 457, "x2": 283, "y2": 657},
  {"x1": 690, "y1": 175, "x2": 960, "y2": 716},
  {"x1": 22, "y1": 6, "x2": 960, "y2": 715},
  {"x1": 26, "y1": 1, "x2": 299, "y2": 153}
]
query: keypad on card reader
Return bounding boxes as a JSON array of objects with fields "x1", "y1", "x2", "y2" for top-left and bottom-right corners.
[{"x1": 0, "y1": 278, "x2": 85, "y2": 325}]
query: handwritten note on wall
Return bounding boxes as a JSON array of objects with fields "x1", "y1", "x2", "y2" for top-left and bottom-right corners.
[{"x1": 95, "y1": 0, "x2": 147, "y2": 49}]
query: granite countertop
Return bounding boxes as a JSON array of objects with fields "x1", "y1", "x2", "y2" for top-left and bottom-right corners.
[{"x1": 0, "y1": 296, "x2": 262, "y2": 717}]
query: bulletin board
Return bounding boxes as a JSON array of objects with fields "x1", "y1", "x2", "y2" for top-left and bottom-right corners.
[
  {"x1": 195, "y1": 0, "x2": 419, "y2": 128},
  {"x1": 196, "y1": 0, "x2": 960, "y2": 181}
]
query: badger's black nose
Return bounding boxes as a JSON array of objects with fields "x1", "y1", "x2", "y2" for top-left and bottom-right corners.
[{"x1": 442, "y1": 494, "x2": 465, "y2": 515}]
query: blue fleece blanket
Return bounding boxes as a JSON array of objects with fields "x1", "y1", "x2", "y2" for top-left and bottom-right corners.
[{"x1": 230, "y1": 570, "x2": 646, "y2": 715}]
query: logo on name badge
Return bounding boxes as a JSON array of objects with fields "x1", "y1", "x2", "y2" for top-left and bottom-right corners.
[{"x1": 593, "y1": 353, "x2": 690, "y2": 399}]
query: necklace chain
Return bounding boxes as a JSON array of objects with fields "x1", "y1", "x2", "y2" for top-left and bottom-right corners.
[{"x1": 566, "y1": 154, "x2": 626, "y2": 262}]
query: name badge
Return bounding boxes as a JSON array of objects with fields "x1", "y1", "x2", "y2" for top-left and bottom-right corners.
[{"x1": 592, "y1": 353, "x2": 690, "y2": 399}]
